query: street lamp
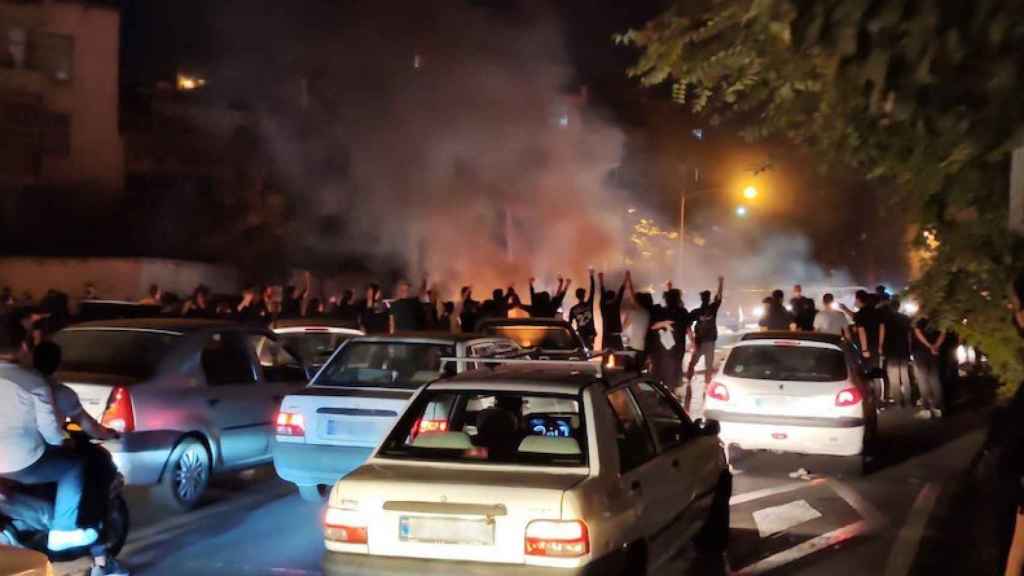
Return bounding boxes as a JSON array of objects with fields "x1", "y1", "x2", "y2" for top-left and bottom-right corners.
[
  {"x1": 743, "y1": 185, "x2": 758, "y2": 200},
  {"x1": 736, "y1": 205, "x2": 749, "y2": 217}
]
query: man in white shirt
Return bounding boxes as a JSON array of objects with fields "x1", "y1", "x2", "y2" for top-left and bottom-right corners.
[
  {"x1": 0, "y1": 345, "x2": 97, "y2": 552},
  {"x1": 813, "y1": 293, "x2": 850, "y2": 339}
]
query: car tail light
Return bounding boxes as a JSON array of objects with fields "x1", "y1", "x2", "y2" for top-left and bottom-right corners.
[
  {"x1": 707, "y1": 382, "x2": 730, "y2": 402},
  {"x1": 835, "y1": 387, "x2": 862, "y2": 407},
  {"x1": 324, "y1": 507, "x2": 368, "y2": 544},
  {"x1": 102, "y1": 387, "x2": 135, "y2": 433},
  {"x1": 276, "y1": 411, "x2": 305, "y2": 437},
  {"x1": 525, "y1": 520, "x2": 589, "y2": 558}
]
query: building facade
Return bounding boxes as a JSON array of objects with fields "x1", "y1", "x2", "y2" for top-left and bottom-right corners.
[{"x1": 0, "y1": 0, "x2": 123, "y2": 191}]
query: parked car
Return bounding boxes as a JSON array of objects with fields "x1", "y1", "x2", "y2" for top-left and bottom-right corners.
[
  {"x1": 477, "y1": 318, "x2": 588, "y2": 359},
  {"x1": 321, "y1": 361, "x2": 730, "y2": 575},
  {"x1": 271, "y1": 318, "x2": 363, "y2": 371},
  {"x1": 0, "y1": 546, "x2": 51, "y2": 576},
  {"x1": 273, "y1": 333, "x2": 521, "y2": 501},
  {"x1": 52, "y1": 318, "x2": 308, "y2": 511},
  {"x1": 703, "y1": 331, "x2": 879, "y2": 474}
]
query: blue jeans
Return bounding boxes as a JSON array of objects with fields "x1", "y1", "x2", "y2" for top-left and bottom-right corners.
[{"x1": 1, "y1": 446, "x2": 85, "y2": 531}]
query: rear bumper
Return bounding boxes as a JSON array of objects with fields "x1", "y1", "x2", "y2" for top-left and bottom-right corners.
[
  {"x1": 272, "y1": 441, "x2": 373, "y2": 488},
  {"x1": 706, "y1": 410, "x2": 864, "y2": 457},
  {"x1": 104, "y1": 432, "x2": 177, "y2": 486},
  {"x1": 323, "y1": 552, "x2": 614, "y2": 576}
]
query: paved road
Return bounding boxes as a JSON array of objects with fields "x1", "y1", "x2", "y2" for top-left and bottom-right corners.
[{"x1": 54, "y1": 401, "x2": 994, "y2": 576}]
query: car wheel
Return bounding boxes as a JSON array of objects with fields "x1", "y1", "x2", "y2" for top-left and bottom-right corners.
[
  {"x1": 298, "y1": 485, "x2": 328, "y2": 502},
  {"x1": 154, "y1": 438, "x2": 210, "y2": 512},
  {"x1": 694, "y1": 471, "x2": 732, "y2": 554}
]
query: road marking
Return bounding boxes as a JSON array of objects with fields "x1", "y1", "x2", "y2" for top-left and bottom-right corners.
[
  {"x1": 734, "y1": 519, "x2": 870, "y2": 575},
  {"x1": 883, "y1": 482, "x2": 940, "y2": 576},
  {"x1": 752, "y1": 500, "x2": 822, "y2": 538},
  {"x1": 730, "y1": 479, "x2": 826, "y2": 506},
  {"x1": 828, "y1": 479, "x2": 887, "y2": 531}
]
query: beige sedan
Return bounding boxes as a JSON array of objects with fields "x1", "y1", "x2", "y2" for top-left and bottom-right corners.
[{"x1": 0, "y1": 546, "x2": 52, "y2": 576}]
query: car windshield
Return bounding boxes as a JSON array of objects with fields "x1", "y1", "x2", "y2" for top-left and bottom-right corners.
[
  {"x1": 486, "y1": 325, "x2": 578, "y2": 350},
  {"x1": 276, "y1": 332, "x2": 355, "y2": 366},
  {"x1": 314, "y1": 342, "x2": 454, "y2": 389},
  {"x1": 379, "y1": 390, "x2": 587, "y2": 467},
  {"x1": 52, "y1": 329, "x2": 179, "y2": 379},
  {"x1": 724, "y1": 345, "x2": 848, "y2": 382}
]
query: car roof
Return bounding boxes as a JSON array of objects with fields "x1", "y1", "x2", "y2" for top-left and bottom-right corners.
[
  {"x1": 64, "y1": 317, "x2": 245, "y2": 335},
  {"x1": 272, "y1": 317, "x2": 362, "y2": 331},
  {"x1": 347, "y1": 331, "x2": 499, "y2": 345},
  {"x1": 430, "y1": 362, "x2": 636, "y2": 394},
  {"x1": 478, "y1": 318, "x2": 573, "y2": 328},
  {"x1": 740, "y1": 331, "x2": 846, "y2": 346}
]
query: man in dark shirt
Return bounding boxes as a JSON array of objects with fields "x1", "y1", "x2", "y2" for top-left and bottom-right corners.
[
  {"x1": 280, "y1": 272, "x2": 310, "y2": 319},
  {"x1": 358, "y1": 284, "x2": 390, "y2": 334},
  {"x1": 687, "y1": 277, "x2": 723, "y2": 390},
  {"x1": 527, "y1": 277, "x2": 571, "y2": 318},
  {"x1": 332, "y1": 289, "x2": 359, "y2": 325},
  {"x1": 882, "y1": 296, "x2": 913, "y2": 406},
  {"x1": 389, "y1": 278, "x2": 427, "y2": 333},
  {"x1": 853, "y1": 290, "x2": 885, "y2": 402},
  {"x1": 569, "y1": 271, "x2": 597, "y2": 349},
  {"x1": 598, "y1": 272, "x2": 625, "y2": 350},
  {"x1": 760, "y1": 290, "x2": 795, "y2": 331},
  {"x1": 479, "y1": 288, "x2": 509, "y2": 321},
  {"x1": 790, "y1": 284, "x2": 817, "y2": 331},
  {"x1": 648, "y1": 287, "x2": 691, "y2": 407}
]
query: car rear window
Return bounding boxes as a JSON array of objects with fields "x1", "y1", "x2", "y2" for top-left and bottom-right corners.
[
  {"x1": 52, "y1": 329, "x2": 179, "y2": 379},
  {"x1": 485, "y1": 326, "x2": 577, "y2": 350},
  {"x1": 276, "y1": 332, "x2": 354, "y2": 366},
  {"x1": 378, "y1": 390, "x2": 587, "y2": 467},
  {"x1": 724, "y1": 344, "x2": 847, "y2": 382},
  {"x1": 314, "y1": 342, "x2": 454, "y2": 389}
]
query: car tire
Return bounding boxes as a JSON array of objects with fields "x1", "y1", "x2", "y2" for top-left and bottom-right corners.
[
  {"x1": 154, "y1": 438, "x2": 211, "y2": 512},
  {"x1": 694, "y1": 471, "x2": 732, "y2": 554},
  {"x1": 298, "y1": 485, "x2": 328, "y2": 502}
]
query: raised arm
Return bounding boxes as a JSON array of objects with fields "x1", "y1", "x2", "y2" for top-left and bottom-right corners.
[
  {"x1": 586, "y1": 270, "x2": 595, "y2": 305},
  {"x1": 598, "y1": 272, "x2": 607, "y2": 304},
  {"x1": 715, "y1": 276, "x2": 724, "y2": 303},
  {"x1": 623, "y1": 270, "x2": 637, "y2": 304},
  {"x1": 529, "y1": 278, "x2": 536, "y2": 304}
]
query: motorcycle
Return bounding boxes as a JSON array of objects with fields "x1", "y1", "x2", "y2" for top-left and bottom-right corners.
[{"x1": 0, "y1": 435, "x2": 130, "y2": 563}]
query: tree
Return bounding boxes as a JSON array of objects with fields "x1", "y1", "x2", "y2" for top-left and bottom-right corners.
[{"x1": 619, "y1": 0, "x2": 1024, "y2": 386}]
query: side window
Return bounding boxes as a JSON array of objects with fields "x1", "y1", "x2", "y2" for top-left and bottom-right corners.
[
  {"x1": 606, "y1": 388, "x2": 656, "y2": 474},
  {"x1": 202, "y1": 332, "x2": 256, "y2": 386},
  {"x1": 631, "y1": 382, "x2": 692, "y2": 451},
  {"x1": 248, "y1": 335, "x2": 306, "y2": 383}
]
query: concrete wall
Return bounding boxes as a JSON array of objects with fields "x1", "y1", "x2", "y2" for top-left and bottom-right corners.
[{"x1": 0, "y1": 257, "x2": 240, "y2": 302}]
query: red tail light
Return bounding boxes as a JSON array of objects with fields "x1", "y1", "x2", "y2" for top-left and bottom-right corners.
[
  {"x1": 411, "y1": 418, "x2": 448, "y2": 438},
  {"x1": 276, "y1": 411, "x2": 305, "y2": 437},
  {"x1": 525, "y1": 520, "x2": 589, "y2": 558},
  {"x1": 707, "y1": 382, "x2": 730, "y2": 402},
  {"x1": 835, "y1": 387, "x2": 863, "y2": 407},
  {"x1": 324, "y1": 508, "x2": 368, "y2": 544},
  {"x1": 102, "y1": 387, "x2": 135, "y2": 433}
]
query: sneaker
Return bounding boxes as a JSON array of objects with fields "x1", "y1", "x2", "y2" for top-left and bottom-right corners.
[
  {"x1": 48, "y1": 527, "x2": 99, "y2": 552},
  {"x1": 91, "y1": 559, "x2": 130, "y2": 576},
  {"x1": 914, "y1": 410, "x2": 933, "y2": 420},
  {"x1": 932, "y1": 409, "x2": 943, "y2": 419}
]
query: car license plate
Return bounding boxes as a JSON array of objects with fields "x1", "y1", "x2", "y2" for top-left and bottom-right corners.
[
  {"x1": 399, "y1": 516, "x2": 495, "y2": 546},
  {"x1": 754, "y1": 396, "x2": 787, "y2": 410},
  {"x1": 325, "y1": 419, "x2": 354, "y2": 436}
]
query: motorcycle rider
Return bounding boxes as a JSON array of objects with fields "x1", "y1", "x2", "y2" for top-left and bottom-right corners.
[
  {"x1": 0, "y1": 341, "x2": 96, "y2": 552},
  {"x1": 32, "y1": 341, "x2": 128, "y2": 576}
]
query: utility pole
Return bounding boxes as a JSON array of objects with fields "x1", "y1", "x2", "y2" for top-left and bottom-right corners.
[
  {"x1": 1011, "y1": 144, "x2": 1024, "y2": 234},
  {"x1": 678, "y1": 190, "x2": 686, "y2": 282}
]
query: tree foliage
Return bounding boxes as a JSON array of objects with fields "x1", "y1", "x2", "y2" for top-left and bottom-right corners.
[{"x1": 620, "y1": 0, "x2": 1024, "y2": 385}]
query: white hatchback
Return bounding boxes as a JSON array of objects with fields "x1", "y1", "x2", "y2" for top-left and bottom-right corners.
[
  {"x1": 703, "y1": 332, "x2": 879, "y2": 473},
  {"x1": 321, "y1": 363, "x2": 730, "y2": 576}
]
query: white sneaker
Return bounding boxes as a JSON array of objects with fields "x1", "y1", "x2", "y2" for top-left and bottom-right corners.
[
  {"x1": 932, "y1": 409, "x2": 943, "y2": 419},
  {"x1": 914, "y1": 410, "x2": 933, "y2": 420},
  {"x1": 48, "y1": 527, "x2": 99, "y2": 552}
]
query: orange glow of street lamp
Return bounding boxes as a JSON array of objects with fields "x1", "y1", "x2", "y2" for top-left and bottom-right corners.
[{"x1": 743, "y1": 185, "x2": 758, "y2": 200}]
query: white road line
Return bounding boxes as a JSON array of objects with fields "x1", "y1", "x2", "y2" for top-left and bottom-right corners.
[
  {"x1": 883, "y1": 482, "x2": 940, "y2": 576},
  {"x1": 734, "y1": 520, "x2": 870, "y2": 575},
  {"x1": 828, "y1": 479, "x2": 887, "y2": 531},
  {"x1": 730, "y1": 479, "x2": 826, "y2": 506}
]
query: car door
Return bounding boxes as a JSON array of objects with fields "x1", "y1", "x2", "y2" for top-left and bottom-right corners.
[
  {"x1": 605, "y1": 386, "x2": 671, "y2": 564},
  {"x1": 248, "y1": 333, "x2": 309, "y2": 453},
  {"x1": 631, "y1": 381, "x2": 722, "y2": 547},
  {"x1": 200, "y1": 331, "x2": 269, "y2": 466}
]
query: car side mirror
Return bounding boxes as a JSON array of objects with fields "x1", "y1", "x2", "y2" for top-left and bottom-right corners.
[{"x1": 694, "y1": 418, "x2": 721, "y2": 437}]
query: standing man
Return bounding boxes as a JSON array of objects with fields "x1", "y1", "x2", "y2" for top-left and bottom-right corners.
[
  {"x1": 358, "y1": 284, "x2": 390, "y2": 335},
  {"x1": 790, "y1": 285, "x2": 817, "y2": 331},
  {"x1": 0, "y1": 344, "x2": 97, "y2": 552},
  {"x1": 686, "y1": 277, "x2": 724, "y2": 408},
  {"x1": 813, "y1": 293, "x2": 850, "y2": 339},
  {"x1": 650, "y1": 287, "x2": 691, "y2": 404},
  {"x1": 882, "y1": 296, "x2": 914, "y2": 407},
  {"x1": 598, "y1": 272, "x2": 626, "y2": 350},
  {"x1": 854, "y1": 290, "x2": 885, "y2": 402},
  {"x1": 620, "y1": 271, "x2": 652, "y2": 365},
  {"x1": 760, "y1": 289, "x2": 795, "y2": 331},
  {"x1": 569, "y1": 270, "x2": 597, "y2": 349},
  {"x1": 389, "y1": 277, "x2": 427, "y2": 333},
  {"x1": 912, "y1": 316, "x2": 946, "y2": 419},
  {"x1": 458, "y1": 287, "x2": 480, "y2": 333},
  {"x1": 281, "y1": 272, "x2": 311, "y2": 319}
]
